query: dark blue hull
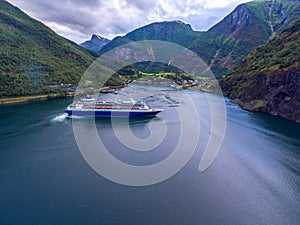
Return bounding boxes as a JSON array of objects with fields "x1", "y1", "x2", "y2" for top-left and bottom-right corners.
[{"x1": 65, "y1": 109, "x2": 161, "y2": 117}]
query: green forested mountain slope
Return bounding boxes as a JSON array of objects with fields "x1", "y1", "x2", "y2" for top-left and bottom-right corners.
[
  {"x1": 0, "y1": 0, "x2": 97, "y2": 97},
  {"x1": 98, "y1": 20, "x2": 203, "y2": 75}
]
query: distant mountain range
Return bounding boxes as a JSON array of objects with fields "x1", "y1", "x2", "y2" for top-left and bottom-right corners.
[
  {"x1": 221, "y1": 19, "x2": 300, "y2": 123},
  {"x1": 88, "y1": 0, "x2": 300, "y2": 78},
  {"x1": 80, "y1": 35, "x2": 110, "y2": 52}
]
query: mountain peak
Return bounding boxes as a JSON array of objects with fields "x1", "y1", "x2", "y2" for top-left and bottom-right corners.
[
  {"x1": 149, "y1": 20, "x2": 193, "y2": 30},
  {"x1": 100, "y1": 20, "x2": 199, "y2": 53},
  {"x1": 173, "y1": 20, "x2": 187, "y2": 25},
  {"x1": 159, "y1": 20, "x2": 188, "y2": 25},
  {"x1": 80, "y1": 35, "x2": 110, "y2": 52},
  {"x1": 209, "y1": 0, "x2": 300, "y2": 37},
  {"x1": 91, "y1": 34, "x2": 110, "y2": 42}
]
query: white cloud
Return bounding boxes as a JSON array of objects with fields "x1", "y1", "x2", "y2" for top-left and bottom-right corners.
[
  {"x1": 46, "y1": 22, "x2": 91, "y2": 44},
  {"x1": 203, "y1": 0, "x2": 250, "y2": 9},
  {"x1": 7, "y1": 0, "x2": 251, "y2": 44}
]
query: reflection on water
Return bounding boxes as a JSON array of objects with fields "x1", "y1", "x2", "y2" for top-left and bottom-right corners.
[{"x1": 251, "y1": 112, "x2": 300, "y2": 144}]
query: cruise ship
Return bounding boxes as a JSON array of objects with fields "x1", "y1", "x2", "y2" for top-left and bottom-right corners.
[{"x1": 65, "y1": 96, "x2": 163, "y2": 117}]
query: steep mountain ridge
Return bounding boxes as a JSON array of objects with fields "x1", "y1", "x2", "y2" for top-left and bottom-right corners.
[
  {"x1": 191, "y1": 0, "x2": 300, "y2": 76},
  {"x1": 0, "y1": 0, "x2": 97, "y2": 97},
  {"x1": 100, "y1": 20, "x2": 202, "y2": 53}
]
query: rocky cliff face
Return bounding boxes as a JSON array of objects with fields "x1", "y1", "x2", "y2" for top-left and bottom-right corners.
[
  {"x1": 208, "y1": 4, "x2": 262, "y2": 40},
  {"x1": 221, "y1": 19, "x2": 300, "y2": 123},
  {"x1": 223, "y1": 69, "x2": 300, "y2": 122}
]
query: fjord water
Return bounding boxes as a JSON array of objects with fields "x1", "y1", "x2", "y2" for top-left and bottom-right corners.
[{"x1": 0, "y1": 84, "x2": 299, "y2": 225}]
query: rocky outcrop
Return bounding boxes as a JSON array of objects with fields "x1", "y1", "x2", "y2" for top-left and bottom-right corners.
[{"x1": 223, "y1": 68, "x2": 300, "y2": 123}]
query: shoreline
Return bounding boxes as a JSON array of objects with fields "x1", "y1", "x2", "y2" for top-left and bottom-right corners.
[
  {"x1": 0, "y1": 93, "x2": 74, "y2": 105},
  {"x1": 0, "y1": 85, "x2": 125, "y2": 105},
  {"x1": 2, "y1": 85, "x2": 298, "y2": 125}
]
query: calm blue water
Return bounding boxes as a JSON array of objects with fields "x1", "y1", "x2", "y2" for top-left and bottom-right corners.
[{"x1": 0, "y1": 84, "x2": 299, "y2": 225}]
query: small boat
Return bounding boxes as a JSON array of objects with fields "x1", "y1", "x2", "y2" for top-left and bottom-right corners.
[{"x1": 65, "y1": 96, "x2": 163, "y2": 117}]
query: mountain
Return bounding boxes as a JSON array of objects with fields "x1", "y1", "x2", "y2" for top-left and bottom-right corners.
[
  {"x1": 98, "y1": 0, "x2": 300, "y2": 78},
  {"x1": 221, "y1": 19, "x2": 300, "y2": 123},
  {"x1": 100, "y1": 20, "x2": 202, "y2": 53},
  {"x1": 80, "y1": 35, "x2": 110, "y2": 52},
  {"x1": 98, "y1": 20, "x2": 203, "y2": 75},
  {"x1": 2, "y1": 0, "x2": 300, "y2": 100},
  {"x1": 191, "y1": 0, "x2": 300, "y2": 76},
  {"x1": 0, "y1": 0, "x2": 98, "y2": 97}
]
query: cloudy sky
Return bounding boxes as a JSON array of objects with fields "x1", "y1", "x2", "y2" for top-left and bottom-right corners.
[{"x1": 7, "y1": 0, "x2": 250, "y2": 44}]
